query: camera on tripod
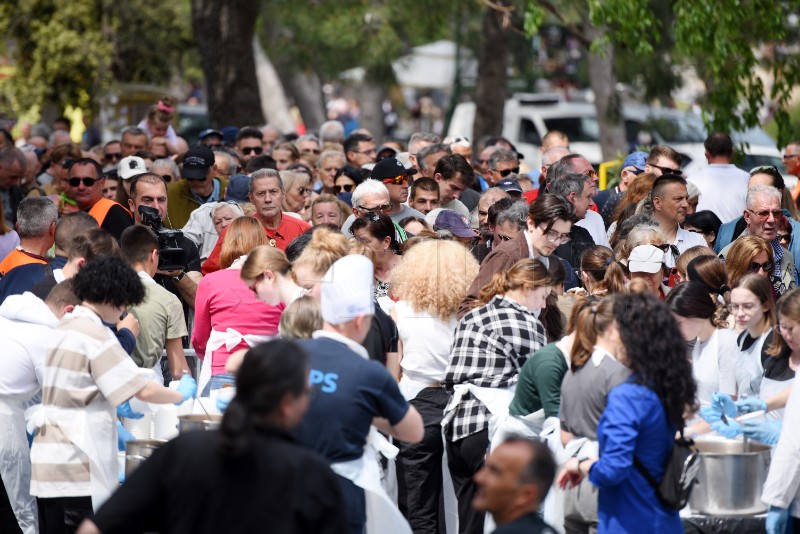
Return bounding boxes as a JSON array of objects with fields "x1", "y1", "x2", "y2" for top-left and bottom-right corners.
[{"x1": 138, "y1": 206, "x2": 187, "y2": 272}]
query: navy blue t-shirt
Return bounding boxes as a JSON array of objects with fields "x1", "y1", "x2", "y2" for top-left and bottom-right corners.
[
  {"x1": 0, "y1": 263, "x2": 51, "y2": 303},
  {"x1": 295, "y1": 337, "x2": 409, "y2": 462}
]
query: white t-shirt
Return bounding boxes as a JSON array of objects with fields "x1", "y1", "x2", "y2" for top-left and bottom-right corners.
[
  {"x1": 688, "y1": 164, "x2": 749, "y2": 224},
  {"x1": 663, "y1": 226, "x2": 709, "y2": 268},
  {"x1": 577, "y1": 210, "x2": 609, "y2": 248},
  {"x1": 693, "y1": 328, "x2": 739, "y2": 406}
]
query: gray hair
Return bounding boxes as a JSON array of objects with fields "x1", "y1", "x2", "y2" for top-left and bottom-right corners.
[
  {"x1": 746, "y1": 185, "x2": 781, "y2": 209},
  {"x1": 488, "y1": 147, "x2": 518, "y2": 170},
  {"x1": 212, "y1": 151, "x2": 237, "y2": 176},
  {"x1": 151, "y1": 158, "x2": 180, "y2": 179},
  {"x1": 296, "y1": 133, "x2": 320, "y2": 146},
  {"x1": 624, "y1": 218, "x2": 664, "y2": 249},
  {"x1": 212, "y1": 201, "x2": 244, "y2": 218},
  {"x1": 319, "y1": 121, "x2": 345, "y2": 144},
  {"x1": 416, "y1": 143, "x2": 451, "y2": 171},
  {"x1": 121, "y1": 125, "x2": 150, "y2": 144},
  {"x1": 17, "y1": 197, "x2": 57, "y2": 238},
  {"x1": 250, "y1": 168, "x2": 282, "y2": 192},
  {"x1": 48, "y1": 130, "x2": 72, "y2": 148},
  {"x1": 317, "y1": 149, "x2": 345, "y2": 169},
  {"x1": 352, "y1": 179, "x2": 390, "y2": 208},
  {"x1": 408, "y1": 132, "x2": 441, "y2": 154},
  {"x1": 0, "y1": 146, "x2": 27, "y2": 172},
  {"x1": 496, "y1": 201, "x2": 529, "y2": 231},
  {"x1": 548, "y1": 172, "x2": 586, "y2": 199}
]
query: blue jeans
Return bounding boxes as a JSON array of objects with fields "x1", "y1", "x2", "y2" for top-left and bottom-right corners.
[{"x1": 201, "y1": 373, "x2": 236, "y2": 397}]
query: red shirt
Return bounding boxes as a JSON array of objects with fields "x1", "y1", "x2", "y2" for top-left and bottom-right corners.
[{"x1": 202, "y1": 214, "x2": 310, "y2": 275}]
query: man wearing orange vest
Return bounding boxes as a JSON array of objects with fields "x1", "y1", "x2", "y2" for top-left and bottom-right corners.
[
  {"x1": 65, "y1": 158, "x2": 133, "y2": 239},
  {"x1": 0, "y1": 197, "x2": 56, "y2": 276}
]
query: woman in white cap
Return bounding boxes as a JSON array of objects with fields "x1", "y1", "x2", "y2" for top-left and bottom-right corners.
[{"x1": 626, "y1": 243, "x2": 670, "y2": 300}]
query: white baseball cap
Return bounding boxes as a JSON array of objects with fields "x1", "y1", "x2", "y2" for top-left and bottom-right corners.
[
  {"x1": 117, "y1": 156, "x2": 147, "y2": 180},
  {"x1": 627, "y1": 244, "x2": 665, "y2": 274},
  {"x1": 321, "y1": 254, "x2": 375, "y2": 325}
]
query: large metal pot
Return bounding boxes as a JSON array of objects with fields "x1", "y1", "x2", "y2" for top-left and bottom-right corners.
[
  {"x1": 689, "y1": 438, "x2": 771, "y2": 515},
  {"x1": 178, "y1": 414, "x2": 222, "y2": 433},
  {"x1": 125, "y1": 439, "x2": 166, "y2": 478}
]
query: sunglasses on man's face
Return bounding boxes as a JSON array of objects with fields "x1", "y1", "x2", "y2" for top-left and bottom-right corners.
[
  {"x1": 382, "y1": 175, "x2": 410, "y2": 185},
  {"x1": 68, "y1": 177, "x2": 100, "y2": 187},
  {"x1": 497, "y1": 167, "x2": 520, "y2": 177},
  {"x1": 242, "y1": 146, "x2": 263, "y2": 155},
  {"x1": 104, "y1": 152, "x2": 123, "y2": 163}
]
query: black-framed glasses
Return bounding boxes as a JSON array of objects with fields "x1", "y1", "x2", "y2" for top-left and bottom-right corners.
[
  {"x1": 357, "y1": 203, "x2": 392, "y2": 214},
  {"x1": 653, "y1": 243, "x2": 680, "y2": 257},
  {"x1": 334, "y1": 184, "x2": 354, "y2": 194},
  {"x1": 495, "y1": 167, "x2": 520, "y2": 177},
  {"x1": 746, "y1": 208, "x2": 783, "y2": 221},
  {"x1": 103, "y1": 152, "x2": 123, "y2": 163},
  {"x1": 748, "y1": 260, "x2": 774, "y2": 273},
  {"x1": 749, "y1": 165, "x2": 779, "y2": 176},
  {"x1": 651, "y1": 164, "x2": 682, "y2": 176},
  {"x1": 382, "y1": 175, "x2": 410, "y2": 185},
  {"x1": 539, "y1": 224, "x2": 571, "y2": 244},
  {"x1": 242, "y1": 146, "x2": 263, "y2": 155},
  {"x1": 68, "y1": 177, "x2": 100, "y2": 187}
]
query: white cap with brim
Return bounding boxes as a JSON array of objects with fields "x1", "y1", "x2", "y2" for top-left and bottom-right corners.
[
  {"x1": 321, "y1": 254, "x2": 375, "y2": 325},
  {"x1": 627, "y1": 244, "x2": 665, "y2": 274}
]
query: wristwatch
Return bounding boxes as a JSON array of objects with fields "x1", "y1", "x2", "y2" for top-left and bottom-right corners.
[{"x1": 172, "y1": 271, "x2": 186, "y2": 283}]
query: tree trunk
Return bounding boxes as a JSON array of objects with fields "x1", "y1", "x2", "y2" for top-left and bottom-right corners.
[
  {"x1": 190, "y1": 0, "x2": 264, "y2": 127},
  {"x1": 284, "y1": 69, "x2": 327, "y2": 135},
  {"x1": 353, "y1": 81, "x2": 386, "y2": 144},
  {"x1": 583, "y1": 22, "x2": 627, "y2": 161},
  {"x1": 253, "y1": 39, "x2": 296, "y2": 133},
  {"x1": 472, "y1": 2, "x2": 511, "y2": 145}
]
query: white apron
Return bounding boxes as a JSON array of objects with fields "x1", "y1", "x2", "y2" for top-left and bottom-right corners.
[
  {"x1": 760, "y1": 374, "x2": 795, "y2": 421},
  {"x1": 198, "y1": 328, "x2": 273, "y2": 395},
  {"x1": 330, "y1": 428, "x2": 412, "y2": 534},
  {"x1": 0, "y1": 395, "x2": 38, "y2": 534},
  {"x1": 693, "y1": 330, "x2": 720, "y2": 408}
]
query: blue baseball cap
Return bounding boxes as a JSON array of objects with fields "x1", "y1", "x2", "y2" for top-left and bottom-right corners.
[{"x1": 623, "y1": 151, "x2": 648, "y2": 173}]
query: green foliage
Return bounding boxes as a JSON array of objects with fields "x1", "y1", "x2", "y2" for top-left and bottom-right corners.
[{"x1": 0, "y1": 0, "x2": 194, "y2": 116}]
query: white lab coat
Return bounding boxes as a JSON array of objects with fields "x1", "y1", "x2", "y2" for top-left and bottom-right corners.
[
  {"x1": 0, "y1": 292, "x2": 60, "y2": 534},
  {"x1": 762, "y1": 375, "x2": 800, "y2": 517}
]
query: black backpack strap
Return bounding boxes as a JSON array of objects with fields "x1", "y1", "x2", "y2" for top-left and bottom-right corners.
[{"x1": 633, "y1": 455, "x2": 659, "y2": 490}]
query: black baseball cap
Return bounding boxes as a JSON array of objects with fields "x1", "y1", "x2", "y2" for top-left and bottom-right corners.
[{"x1": 181, "y1": 146, "x2": 215, "y2": 180}]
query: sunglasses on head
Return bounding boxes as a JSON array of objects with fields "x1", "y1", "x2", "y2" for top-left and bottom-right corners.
[
  {"x1": 104, "y1": 152, "x2": 123, "y2": 162},
  {"x1": 68, "y1": 177, "x2": 100, "y2": 187},
  {"x1": 748, "y1": 260, "x2": 774, "y2": 274},
  {"x1": 334, "y1": 184, "x2": 354, "y2": 194},
  {"x1": 749, "y1": 165, "x2": 779, "y2": 176},
  {"x1": 382, "y1": 175, "x2": 410, "y2": 185},
  {"x1": 242, "y1": 146, "x2": 263, "y2": 155},
  {"x1": 497, "y1": 167, "x2": 520, "y2": 177}
]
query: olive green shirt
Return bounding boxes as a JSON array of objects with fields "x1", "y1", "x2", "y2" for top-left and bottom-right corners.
[{"x1": 509, "y1": 343, "x2": 569, "y2": 419}]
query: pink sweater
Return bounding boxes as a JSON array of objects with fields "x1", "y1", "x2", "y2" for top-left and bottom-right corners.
[{"x1": 192, "y1": 268, "x2": 283, "y2": 375}]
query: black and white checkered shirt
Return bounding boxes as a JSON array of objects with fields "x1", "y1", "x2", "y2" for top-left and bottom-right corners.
[{"x1": 442, "y1": 295, "x2": 547, "y2": 441}]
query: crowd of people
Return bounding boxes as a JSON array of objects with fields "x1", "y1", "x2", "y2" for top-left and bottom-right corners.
[{"x1": 3, "y1": 105, "x2": 800, "y2": 534}]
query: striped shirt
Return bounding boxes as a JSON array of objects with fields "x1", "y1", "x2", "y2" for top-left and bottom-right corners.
[
  {"x1": 442, "y1": 295, "x2": 547, "y2": 441},
  {"x1": 30, "y1": 306, "x2": 148, "y2": 498}
]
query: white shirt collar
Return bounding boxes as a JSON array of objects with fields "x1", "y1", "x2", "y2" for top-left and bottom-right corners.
[
  {"x1": 137, "y1": 270, "x2": 156, "y2": 284},
  {"x1": 523, "y1": 230, "x2": 550, "y2": 267},
  {"x1": 590, "y1": 345, "x2": 616, "y2": 367},
  {"x1": 312, "y1": 330, "x2": 370, "y2": 360}
]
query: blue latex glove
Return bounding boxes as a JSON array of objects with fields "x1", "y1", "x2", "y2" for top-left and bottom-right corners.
[
  {"x1": 216, "y1": 395, "x2": 231, "y2": 413},
  {"x1": 736, "y1": 397, "x2": 768, "y2": 415},
  {"x1": 711, "y1": 392, "x2": 738, "y2": 418},
  {"x1": 116, "y1": 400, "x2": 144, "y2": 420},
  {"x1": 175, "y1": 374, "x2": 197, "y2": 404},
  {"x1": 116, "y1": 420, "x2": 135, "y2": 452},
  {"x1": 741, "y1": 419, "x2": 782, "y2": 445},
  {"x1": 711, "y1": 419, "x2": 742, "y2": 439},
  {"x1": 766, "y1": 505, "x2": 790, "y2": 534},
  {"x1": 699, "y1": 405, "x2": 723, "y2": 424}
]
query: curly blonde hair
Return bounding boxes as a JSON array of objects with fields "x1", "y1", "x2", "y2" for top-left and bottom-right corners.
[{"x1": 390, "y1": 240, "x2": 479, "y2": 320}]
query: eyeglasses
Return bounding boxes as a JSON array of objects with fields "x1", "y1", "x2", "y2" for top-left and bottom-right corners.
[
  {"x1": 357, "y1": 203, "x2": 392, "y2": 214},
  {"x1": 653, "y1": 243, "x2": 680, "y2": 257},
  {"x1": 296, "y1": 187, "x2": 312, "y2": 196},
  {"x1": 68, "y1": 177, "x2": 101, "y2": 187},
  {"x1": 242, "y1": 146, "x2": 263, "y2": 155},
  {"x1": 750, "y1": 165, "x2": 779, "y2": 176},
  {"x1": 746, "y1": 208, "x2": 783, "y2": 221},
  {"x1": 583, "y1": 169, "x2": 598, "y2": 179},
  {"x1": 651, "y1": 164, "x2": 682, "y2": 176},
  {"x1": 334, "y1": 184, "x2": 354, "y2": 194},
  {"x1": 782, "y1": 154, "x2": 800, "y2": 161},
  {"x1": 539, "y1": 225, "x2": 571, "y2": 244},
  {"x1": 748, "y1": 260, "x2": 774, "y2": 274},
  {"x1": 382, "y1": 175, "x2": 410, "y2": 185},
  {"x1": 729, "y1": 302, "x2": 758, "y2": 312},
  {"x1": 161, "y1": 174, "x2": 174, "y2": 183},
  {"x1": 777, "y1": 233, "x2": 792, "y2": 243},
  {"x1": 497, "y1": 167, "x2": 520, "y2": 177},
  {"x1": 104, "y1": 152, "x2": 123, "y2": 163}
]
